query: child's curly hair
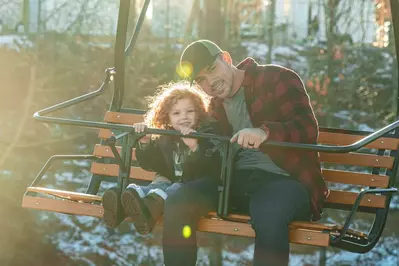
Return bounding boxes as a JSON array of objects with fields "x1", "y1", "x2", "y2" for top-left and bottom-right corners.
[{"x1": 144, "y1": 81, "x2": 211, "y2": 130}]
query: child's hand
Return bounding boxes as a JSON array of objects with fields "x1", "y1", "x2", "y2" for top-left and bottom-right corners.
[
  {"x1": 133, "y1": 123, "x2": 151, "y2": 143},
  {"x1": 180, "y1": 127, "x2": 198, "y2": 151}
]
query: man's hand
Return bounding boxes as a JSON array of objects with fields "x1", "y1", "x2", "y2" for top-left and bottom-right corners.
[{"x1": 230, "y1": 128, "x2": 268, "y2": 149}]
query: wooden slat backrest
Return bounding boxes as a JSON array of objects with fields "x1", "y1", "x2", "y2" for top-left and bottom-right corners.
[
  {"x1": 93, "y1": 111, "x2": 397, "y2": 210},
  {"x1": 319, "y1": 152, "x2": 394, "y2": 169},
  {"x1": 318, "y1": 131, "x2": 398, "y2": 150},
  {"x1": 98, "y1": 112, "x2": 144, "y2": 139},
  {"x1": 94, "y1": 111, "x2": 156, "y2": 183},
  {"x1": 90, "y1": 162, "x2": 155, "y2": 181}
]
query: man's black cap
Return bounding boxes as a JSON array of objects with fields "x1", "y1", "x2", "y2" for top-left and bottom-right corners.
[{"x1": 180, "y1": 40, "x2": 223, "y2": 85}]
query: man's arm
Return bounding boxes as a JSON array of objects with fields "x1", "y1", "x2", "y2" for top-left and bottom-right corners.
[{"x1": 259, "y1": 69, "x2": 319, "y2": 144}]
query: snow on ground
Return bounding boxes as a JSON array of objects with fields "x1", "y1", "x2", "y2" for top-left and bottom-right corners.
[{"x1": 0, "y1": 34, "x2": 33, "y2": 51}]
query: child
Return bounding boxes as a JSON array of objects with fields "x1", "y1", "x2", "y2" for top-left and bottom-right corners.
[{"x1": 102, "y1": 81, "x2": 222, "y2": 234}]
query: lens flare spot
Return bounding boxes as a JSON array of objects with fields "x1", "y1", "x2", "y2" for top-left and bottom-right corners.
[
  {"x1": 182, "y1": 225, "x2": 192, "y2": 238},
  {"x1": 176, "y1": 61, "x2": 193, "y2": 78}
]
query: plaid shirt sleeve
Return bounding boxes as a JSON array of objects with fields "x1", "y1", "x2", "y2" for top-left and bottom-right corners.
[{"x1": 259, "y1": 69, "x2": 319, "y2": 144}]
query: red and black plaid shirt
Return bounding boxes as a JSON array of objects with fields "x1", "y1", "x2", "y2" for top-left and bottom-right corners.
[{"x1": 210, "y1": 58, "x2": 329, "y2": 221}]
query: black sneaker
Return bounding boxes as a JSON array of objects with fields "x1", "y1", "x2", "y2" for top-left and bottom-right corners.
[
  {"x1": 121, "y1": 188, "x2": 153, "y2": 235},
  {"x1": 142, "y1": 193, "x2": 165, "y2": 231},
  {"x1": 102, "y1": 187, "x2": 125, "y2": 228}
]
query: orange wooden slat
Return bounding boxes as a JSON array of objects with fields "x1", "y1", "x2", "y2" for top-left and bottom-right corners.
[
  {"x1": 93, "y1": 144, "x2": 137, "y2": 160},
  {"x1": 98, "y1": 112, "x2": 144, "y2": 139},
  {"x1": 98, "y1": 128, "x2": 114, "y2": 139},
  {"x1": 22, "y1": 195, "x2": 104, "y2": 218},
  {"x1": 104, "y1": 112, "x2": 144, "y2": 124},
  {"x1": 318, "y1": 132, "x2": 399, "y2": 150},
  {"x1": 26, "y1": 187, "x2": 102, "y2": 202},
  {"x1": 319, "y1": 153, "x2": 394, "y2": 169},
  {"x1": 322, "y1": 169, "x2": 389, "y2": 187},
  {"x1": 326, "y1": 190, "x2": 386, "y2": 208},
  {"x1": 90, "y1": 162, "x2": 155, "y2": 181}
]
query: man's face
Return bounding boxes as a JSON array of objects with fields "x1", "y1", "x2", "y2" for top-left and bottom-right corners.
[{"x1": 194, "y1": 56, "x2": 234, "y2": 100}]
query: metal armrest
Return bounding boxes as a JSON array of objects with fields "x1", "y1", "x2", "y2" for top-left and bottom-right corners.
[
  {"x1": 27, "y1": 154, "x2": 97, "y2": 189},
  {"x1": 332, "y1": 187, "x2": 398, "y2": 244}
]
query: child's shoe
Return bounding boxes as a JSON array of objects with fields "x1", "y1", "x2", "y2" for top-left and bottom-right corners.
[{"x1": 102, "y1": 187, "x2": 126, "y2": 228}]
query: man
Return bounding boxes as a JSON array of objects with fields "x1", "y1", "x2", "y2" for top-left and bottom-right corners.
[{"x1": 161, "y1": 40, "x2": 329, "y2": 266}]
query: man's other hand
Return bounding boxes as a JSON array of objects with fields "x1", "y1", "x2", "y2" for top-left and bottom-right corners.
[{"x1": 230, "y1": 128, "x2": 268, "y2": 149}]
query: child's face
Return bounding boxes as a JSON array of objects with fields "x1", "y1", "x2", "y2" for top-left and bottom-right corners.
[{"x1": 168, "y1": 97, "x2": 198, "y2": 131}]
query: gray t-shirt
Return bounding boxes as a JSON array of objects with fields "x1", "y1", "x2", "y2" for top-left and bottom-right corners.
[{"x1": 223, "y1": 87, "x2": 288, "y2": 175}]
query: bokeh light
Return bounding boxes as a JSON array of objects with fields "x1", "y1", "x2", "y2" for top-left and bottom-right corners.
[
  {"x1": 176, "y1": 61, "x2": 193, "y2": 78},
  {"x1": 182, "y1": 225, "x2": 191, "y2": 238}
]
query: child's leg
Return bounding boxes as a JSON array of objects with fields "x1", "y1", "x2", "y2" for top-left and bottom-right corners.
[
  {"x1": 121, "y1": 181, "x2": 171, "y2": 235},
  {"x1": 146, "y1": 182, "x2": 181, "y2": 201},
  {"x1": 164, "y1": 182, "x2": 183, "y2": 196},
  {"x1": 126, "y1": 181, "x2": 171, "y2": 197},
  {"x1": 143, "y1": 182, "x2": 182, "y2": 224},
  {"x1": 125, "y1": 183, "x2": 148, "y2": 198},
  {"x1": 126, "y1": 174, "x2": 172, "y2": 198}
]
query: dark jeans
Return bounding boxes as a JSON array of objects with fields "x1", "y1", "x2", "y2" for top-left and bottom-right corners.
[{"x1": 162, "y1": 170, "x2": 311, "y2": 266}]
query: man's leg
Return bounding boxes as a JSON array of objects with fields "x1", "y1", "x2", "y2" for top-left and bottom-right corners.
[
  {"x1": 243, "y1": 171, "x2": 311, "y2": 266},
  {"x1": 162, "y1": 178, "x2": 219, "y2": 266}
]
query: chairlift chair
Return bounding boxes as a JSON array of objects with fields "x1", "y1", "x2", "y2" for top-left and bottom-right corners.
[{"x1": 22, "y1": 0, "x2": 399, "y2": 254}]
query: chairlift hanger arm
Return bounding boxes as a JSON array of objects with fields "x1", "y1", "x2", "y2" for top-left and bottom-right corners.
[
  {"x1": 111, "y1": 0, "x2": 151, "y2": 110},
  {"x1": 124, "y1": 0, "x2": 151, "y2": 57}
]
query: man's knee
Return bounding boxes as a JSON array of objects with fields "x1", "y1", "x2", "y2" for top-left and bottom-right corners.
[
  {"x1": 163, "y1": 186, "x2": 202, "y2": 221},
  {"x1": 251, "y1": 211, "x2": 288, "y2": 236}
]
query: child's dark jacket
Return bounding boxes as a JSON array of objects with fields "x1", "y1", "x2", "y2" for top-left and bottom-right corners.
[{"x1": 135, "y1": 120, "x2": 222, "y2": 183}]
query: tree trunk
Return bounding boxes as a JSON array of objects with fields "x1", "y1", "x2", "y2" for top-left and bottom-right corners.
[
  {"x1": 325, "y1": 0, "x2": 339, "y2": 126},
  {"x1": 266, "y1": 0, "x2": 276, "y2": 64},
  {"x1": 326, "y1": 0, "x2": 339, "y2": 78},
  {"x1": 204, "y1": 0, "x2": 224, "y2": 45},
  {"x1": 185, "y1": 0, "x2": 199, "y2": 37}
]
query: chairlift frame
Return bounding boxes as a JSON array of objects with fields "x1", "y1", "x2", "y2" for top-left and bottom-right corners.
[{"x1": 23, "y1": 0, "x2": 399, "y2": 255}]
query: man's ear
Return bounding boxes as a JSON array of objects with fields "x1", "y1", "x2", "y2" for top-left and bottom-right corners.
[{"x1": 221, "y1": 51, "x2": 232, "y2": 65}]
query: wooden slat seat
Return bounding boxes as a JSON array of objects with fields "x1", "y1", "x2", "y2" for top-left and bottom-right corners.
[
  {"x1": 26, "y1": 187, "x2": 102, "y2": 202},
  {"x1": 21, "y1": 193, "x2": 366, "y2": 247},
  {"x1": 20, "y1": 191, "x2": 375, "y2": 248},
  {"x1": 23, "y1": 110, "x2": 398, "y2": 250}
]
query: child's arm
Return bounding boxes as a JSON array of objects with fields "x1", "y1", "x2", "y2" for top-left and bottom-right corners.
[
  {"x1": 133, "y1": 122, "x2": 167, "y2": 173},
  {"x1": 183, "y1": 137, "x2": 222, "y2": 179},
  {"x1": 135, "y1": 140, "x2": 167, "y2": 173}
]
